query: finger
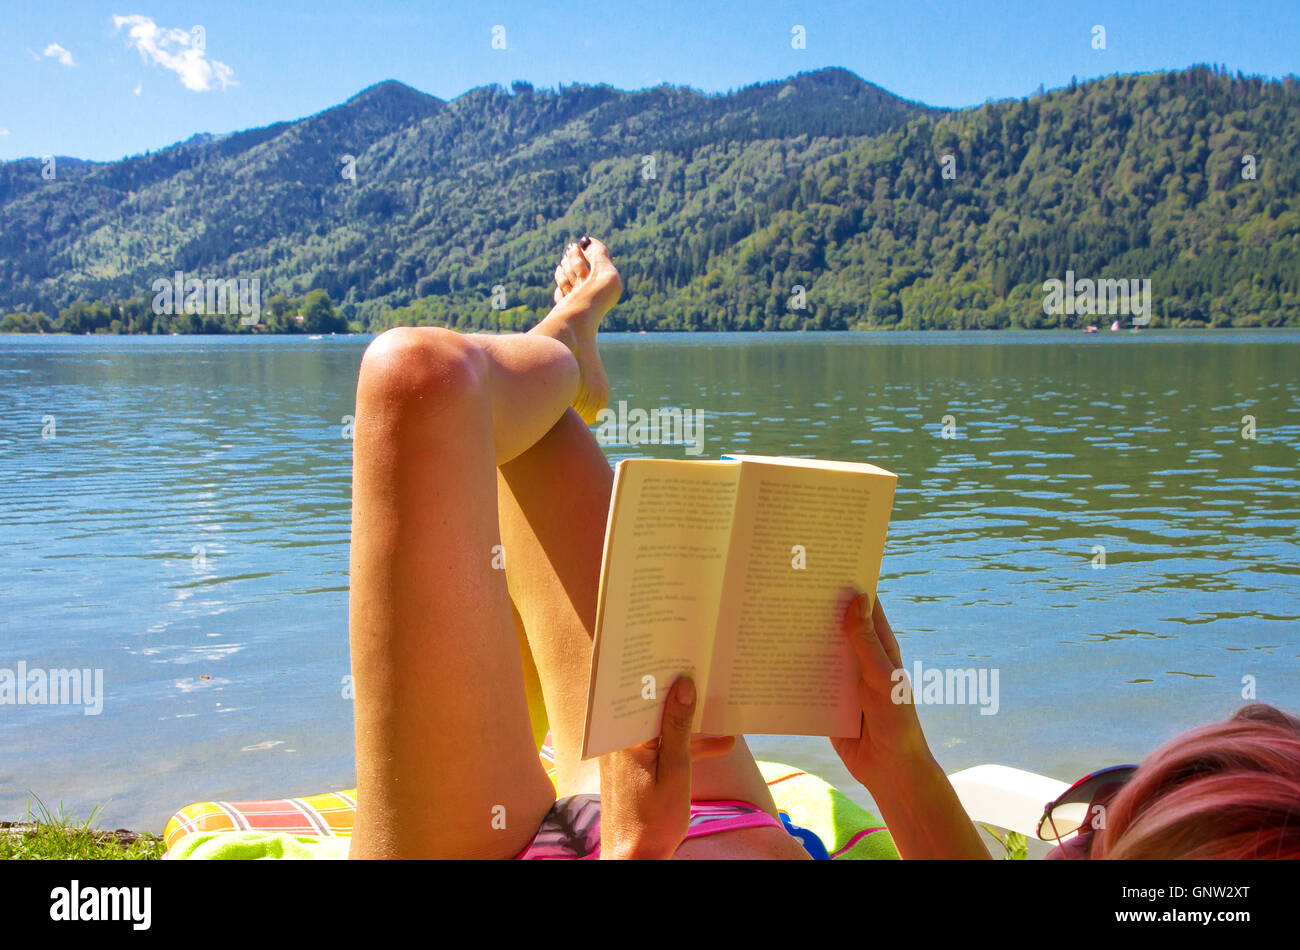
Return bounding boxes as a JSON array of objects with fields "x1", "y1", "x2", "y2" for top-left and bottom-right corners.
[
  {"x1": 657, "y1": 676, "x2": 697, "y2": 786},
  {"x1": 843, "y1": 593, "x2": 899, "y2": 692},
  {"x1": 857, "y1": 665, "x2": 906, "y2": 713},
  {"x1": 688, "y1": 735, "x2": 736, "y2": 761},
  {"x1": 872, "y1": 596, "x2": 903, "y2": 669},
  {"x1": 603, "y1": 736, "x2": 659, "y2": 770}
]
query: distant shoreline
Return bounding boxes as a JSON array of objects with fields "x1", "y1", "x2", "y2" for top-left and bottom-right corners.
[{"x1": 5, "y1": 324, "x2": 1298, "y2": 338}]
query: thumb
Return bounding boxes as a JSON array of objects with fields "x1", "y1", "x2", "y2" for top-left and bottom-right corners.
[{"x1": 657, "y1": 676, "x2": 697, "y2": 784}]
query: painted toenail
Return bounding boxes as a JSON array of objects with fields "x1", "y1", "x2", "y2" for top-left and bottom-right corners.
[{"x1": 579, "y1": 236, "x2": 591, "y2": 249}]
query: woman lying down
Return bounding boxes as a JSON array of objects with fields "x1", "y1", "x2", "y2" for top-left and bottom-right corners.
[{"x1": 345, "y1": 236, "x2": 1300, "y2": 860}]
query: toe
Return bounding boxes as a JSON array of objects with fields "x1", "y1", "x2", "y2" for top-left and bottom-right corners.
[
  {"x1": 567, "y1": 243, "x2": 592, "y2": 280},
  {"x1": 559, "y1": 247, "x2": 586, "y2": 287},
  {"x1": 554, "y1": 263, "x2": 571, "y2": 295},
  {"x1": 580, "y1": 236, "x2": 612, "y2": 268},
  {"x1": 553, "y1": 286, "x2": 564, "y2": 305}
]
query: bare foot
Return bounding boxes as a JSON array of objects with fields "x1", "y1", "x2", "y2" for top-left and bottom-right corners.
[{"x1": 532, "y1": 236, "x2": 621, "y2": 424}]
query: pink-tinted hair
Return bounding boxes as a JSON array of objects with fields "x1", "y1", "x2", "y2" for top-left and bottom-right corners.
[{"x1": 1092, "y1": 704, "x2": 1300, "y2": 859}]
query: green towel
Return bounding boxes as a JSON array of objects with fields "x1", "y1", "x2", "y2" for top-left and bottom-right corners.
[
  {"x1": 166, "y1": 831, "x2": 349, "y2": 860},
  {"x1": 756, "y1": 761, "x2": 899, "y2": 860}
]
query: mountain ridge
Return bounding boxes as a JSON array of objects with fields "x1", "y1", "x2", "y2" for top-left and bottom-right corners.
[
  {"x1": 1, "y1": 65, "x2": 1297, "y2": 331},
  {"x1": 0, "y1": 66, "x2": 936, "y2": 316}
]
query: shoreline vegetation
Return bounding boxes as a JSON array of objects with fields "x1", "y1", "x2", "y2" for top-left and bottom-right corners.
[
  {"x1": 3, "y1": 319, "x2": 1296, "y2": 336},
  {"x1": 2, "y1": 66, "x2": 1297, "y2": 334},
  {"x1": 1, "y1": 322, "x2": 1294, "y2": 336},
  {"x1": 0, "y1": 289, "x2": 1291, "y2": 336},
  {"x1": 0, "y1": 802, "x2": 163, "y2": 860}
]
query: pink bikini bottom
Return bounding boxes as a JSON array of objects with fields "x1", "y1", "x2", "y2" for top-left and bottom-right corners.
[{"x1": 514, "y1": 793, "x2": 783, "y2": 859}]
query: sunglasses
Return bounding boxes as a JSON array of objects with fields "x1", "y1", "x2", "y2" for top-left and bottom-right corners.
[{"x1": 1037, "y1": 764, "x2": 1139, "y2": 845}]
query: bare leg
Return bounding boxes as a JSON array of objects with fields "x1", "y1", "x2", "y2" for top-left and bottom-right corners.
[
  {"x1": 348, "y1": 324, "x2": 580, "y2": 858},
  {"x1": 497, "y1": 414, "x2": 810, "y2": 859},
  {"x1": 349, "y1": 236, "x2": 803, "y2": 859},
  {"x1": 497, "y1": 413, "x2": 778, "y2": 800},
  {"x1": 498, "y1": 254, "x2": 810, "y2": 859}
]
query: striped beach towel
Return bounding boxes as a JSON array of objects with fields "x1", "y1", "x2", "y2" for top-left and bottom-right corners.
[{"x1": 163, "y1": 744, "x2": 897, "y2": 860}]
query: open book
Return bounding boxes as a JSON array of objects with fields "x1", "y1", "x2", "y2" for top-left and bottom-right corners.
[{"x1": 581, "y1": 454, "x2": 897, "y2": 759}]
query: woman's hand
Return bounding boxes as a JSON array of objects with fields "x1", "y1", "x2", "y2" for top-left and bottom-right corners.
[
  {"x1": 830, "y1": 593, "x2": 931, "y2": 793},
  {"x1": 830, "y1": 593, "x2": 991, "y2": 859},
  {"x1": 598, "y1": 676, "x2": 735, "y2": 859}
]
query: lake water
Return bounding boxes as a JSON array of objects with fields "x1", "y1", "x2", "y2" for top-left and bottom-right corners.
[{"x1": 1, "y1": 330, "x2": 1297, "y2": 834}]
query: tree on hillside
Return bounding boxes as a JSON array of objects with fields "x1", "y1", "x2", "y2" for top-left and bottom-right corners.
[{"x1": 302, "y1": 289, "x2": 348, "y2": 333}]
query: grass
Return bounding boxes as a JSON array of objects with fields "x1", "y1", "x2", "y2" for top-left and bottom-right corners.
[{"x1": 0, "y1": 797, "x2": 164, "y2": 860}]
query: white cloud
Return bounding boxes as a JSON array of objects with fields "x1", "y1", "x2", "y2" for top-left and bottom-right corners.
[
  {"x1": 133, "y1": 82, "x2": 142, "y2": 95},
  {"x1": 43, "y1": 43, "x2": 75, "y2": 67},
  {"x1": 112, "y1": 14, "x2": 236, "y2": 91},
  {"x1": 0, "y1": 128, "x2": 9, "y2": 136}
]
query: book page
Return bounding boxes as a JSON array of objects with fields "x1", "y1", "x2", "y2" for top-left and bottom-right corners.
[
  {"x1": 701, "y1": 458, "x2": 896, "y2": 737},
  {"x1": 581, "y1": 459, "x2": 740, "y2": 759}
]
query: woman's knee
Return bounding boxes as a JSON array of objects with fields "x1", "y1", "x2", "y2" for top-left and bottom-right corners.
[{"x1": 357, "y1": 326, "x2": 488, "y2": 415}]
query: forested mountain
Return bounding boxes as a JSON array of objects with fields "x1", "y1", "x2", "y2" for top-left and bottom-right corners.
[{"x1": 2, "y1": 65, "x2": 1297, "y2": 333}]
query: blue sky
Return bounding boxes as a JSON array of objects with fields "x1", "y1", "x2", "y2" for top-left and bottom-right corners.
[{"x1": 1, "y1": 1, "x2": 1296, "y2": 162}]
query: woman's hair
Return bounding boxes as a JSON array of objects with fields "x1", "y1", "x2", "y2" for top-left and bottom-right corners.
[{"x1": 1092, "y1": 704, "x2": 1300, "y2": 859}]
